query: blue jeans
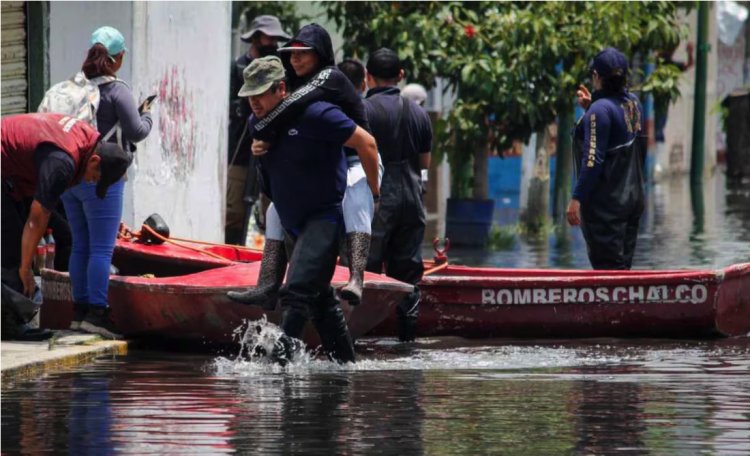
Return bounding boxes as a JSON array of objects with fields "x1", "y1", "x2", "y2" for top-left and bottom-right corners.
[{"x1": 61, "y1": 180, "x2": 124, "y2": 307}]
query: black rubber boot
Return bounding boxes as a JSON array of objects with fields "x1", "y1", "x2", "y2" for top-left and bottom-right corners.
[
  {"x1": 339, "y1": 232, "x2": 371, "y2": 305},
  {"x1": 70, "y1": 302, "x2": 89, "y2": 331},
  {"x1": 80, "y1": 306, "x2": 122, "y2": 340},
  {"x1": 227, "y1": 239, "x2": 287, "y2": 310},
  {"x1": 397, "y1": 288, "x2": 420, "y2": 342},
  {"x1": 312, "y1": 290, "x2": 356, "y2": 363}
]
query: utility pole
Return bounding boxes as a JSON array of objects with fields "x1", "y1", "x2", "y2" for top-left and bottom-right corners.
[{"x1": 690, "y1": 1, "x2": 709, "y2": 187}]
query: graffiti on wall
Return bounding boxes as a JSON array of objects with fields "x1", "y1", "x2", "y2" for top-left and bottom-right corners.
[{"x1": 157, "y1": 66, "x2": 197, "y2": 180}]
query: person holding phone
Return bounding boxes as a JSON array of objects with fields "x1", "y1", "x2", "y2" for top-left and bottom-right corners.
[
  {"x1": 566, "y1": 48, "x2": 645, "y2": 270},
  {"x1": 61, "y1": 26, "x2": 153, "y2": 338}
]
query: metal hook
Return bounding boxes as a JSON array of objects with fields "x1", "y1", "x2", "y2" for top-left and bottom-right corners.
[{"x1": 432, "y1": 237, "x2": 450, "y2": 264}]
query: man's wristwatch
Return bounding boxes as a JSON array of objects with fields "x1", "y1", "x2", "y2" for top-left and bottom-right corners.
[{"x1": 372, "y1": 194, "x2": 381, "y2": 202}]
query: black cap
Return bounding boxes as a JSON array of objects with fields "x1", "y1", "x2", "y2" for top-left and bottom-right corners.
[
  {"x1": 366, "y1": 48, "x2": 401, "y2": 79},
  {"x1": 95, "y1": 142, "x2": 132, "y2": 199},
  {"x1": 589, "y1": 47, "x2": 629, "y2": 79}
]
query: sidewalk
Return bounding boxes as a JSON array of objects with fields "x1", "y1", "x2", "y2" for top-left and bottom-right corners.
[{"x1": 1, "y1": 331, "x2": 128, "y2": 384}]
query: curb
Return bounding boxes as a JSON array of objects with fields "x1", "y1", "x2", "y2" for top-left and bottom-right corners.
[{"x1": 1, "y1": 339, "x2": 128, "y2": 385}]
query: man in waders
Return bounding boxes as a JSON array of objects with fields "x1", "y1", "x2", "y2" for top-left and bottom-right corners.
[
  {"x1": 234, "y1": 56, "x2": 379, "y2": 363},
  {"x1": 1, "y1": 113, "x2": 131, "y2": 340},
  {"x1": 227, "y1": 23, "x2": 377, "y2": 309},
  {"x1": 364, "y1": 48, "x2": 433, "y2": 342},
  {"x1": 226, "y1": 15, "x2": 291, "y2": 244},
  {"x1": 566, "y1": 48, "x2": 645, "y2": 269}
]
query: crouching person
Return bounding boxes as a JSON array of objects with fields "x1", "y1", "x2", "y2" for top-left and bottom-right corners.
[
  {"x1": 228, "y1": 56, "x2": 379, "y2": 363},
  {"x1": 1, "y1": 113, "x2": 131, "y2": 339}
]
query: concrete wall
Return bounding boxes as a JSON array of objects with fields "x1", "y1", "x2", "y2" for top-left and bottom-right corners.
[
  {"x1": 129, "y1": 2, "x2": 230, "y2": 242},
  {"x1": 661, "y1": 4, "x2": 748, "y2": 177},
  {"x1": 48, "y1": 2, "x2": 230, "y2": 242}
]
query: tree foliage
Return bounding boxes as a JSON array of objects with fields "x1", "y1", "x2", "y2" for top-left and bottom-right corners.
[
  {"x1": 232, "y1": 1, "x2": 310, "y2": 35},
  {"x1": 323, "y1": 1, "x2": 687, "y2": 197}
]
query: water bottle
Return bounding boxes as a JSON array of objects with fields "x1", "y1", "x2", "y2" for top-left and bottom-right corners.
[
  {"x1": 33, "y1": 237, "x2": 46, "y2": 275},
  {"x1": 44, "y1": 229, "x2": 55, "y2": 270}
]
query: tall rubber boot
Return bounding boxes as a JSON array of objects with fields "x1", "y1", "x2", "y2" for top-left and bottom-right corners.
[
  {"x1": 397, "y1": 287, "x2": 420, "y2": 342},
  {"x1": 339, "y1": 232, "x2": 371, "y2": 305},
  {"x1": 312, "y1": 291, "x2": 356, "y2": 363},
  {"x1": 270, "y1": 300, "x2": 310, "y2": 366},
  {"x1": 227, "y1": 239, "x2": 287, "y2": 310}
]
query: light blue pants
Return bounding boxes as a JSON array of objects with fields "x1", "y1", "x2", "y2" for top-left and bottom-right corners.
[{"x1": 61, "y1": 180, "x2": 124, "y2": 307}]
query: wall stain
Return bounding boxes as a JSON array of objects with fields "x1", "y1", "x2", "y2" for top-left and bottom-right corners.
[{"x1": 158, "y1": 66, "x2": 197, "y2": 180}]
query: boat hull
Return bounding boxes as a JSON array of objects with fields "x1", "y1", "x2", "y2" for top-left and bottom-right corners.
[
  {"x1": 370, "y1": 263, "x2": 750, "y2": 338},
  {"x1": 40, "y1": 240, "x2": 411, "y2": 346}
]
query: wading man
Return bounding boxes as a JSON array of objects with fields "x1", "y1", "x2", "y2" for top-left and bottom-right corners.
[
  {"x1": 233, "y1": 56, "x2": 379, "y2": 363},
  {"x1": 364, "y1": 48, "x2": 433, "y2": 342}
]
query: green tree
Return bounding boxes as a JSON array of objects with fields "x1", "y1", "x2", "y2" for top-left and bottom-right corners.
[
  {"x1": 232, "y1": 2, "x2": 309, "y2": 36},
  {"x1": 322, "y1": 1, "x2": 686, "y2": 207}
]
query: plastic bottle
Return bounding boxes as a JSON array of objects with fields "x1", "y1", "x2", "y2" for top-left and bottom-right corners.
[
  {"x1": 33, "y1": 237, "x2": 46, "y2": 275},
  {"x1": 44, "y1": 229, "x2": 55, "y2": 270}
]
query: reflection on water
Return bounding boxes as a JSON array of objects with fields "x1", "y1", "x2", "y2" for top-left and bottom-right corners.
[
  {"x1": 3, "y1": 339, "x2": 749, "y2": 455},
  {"x1": 443, "y1": 172, "x2": 750, "y2": 269}
]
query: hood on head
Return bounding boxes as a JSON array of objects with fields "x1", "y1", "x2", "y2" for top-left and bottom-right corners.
[{"x1": 280, "y1": 23, "x2": 335, "y2": 88}]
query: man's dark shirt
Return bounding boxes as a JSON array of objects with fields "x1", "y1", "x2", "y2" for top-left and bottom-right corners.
[
  {"x1": 255, "y1": 101, "x2": 355, "y2": 233},
  {"x1": 364, "y1": 87, "x2": 432, "y2": 168},
  {"x1": 34, "y1": 143, "x2": 75, "y2": 211}
]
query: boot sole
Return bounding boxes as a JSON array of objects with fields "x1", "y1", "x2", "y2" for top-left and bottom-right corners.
[
  {"x1": 79, "y1": 321, "x2": 123, "y2": 340},
  {"x1": 339, "y1": 288, "x2": 361, "y2": 305}
]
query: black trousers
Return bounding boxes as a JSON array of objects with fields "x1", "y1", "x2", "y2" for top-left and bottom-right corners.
[
  {"x1": 278, "y1": 216, "x2": 355, "y2": 362},
  {"x1": 580, "y1": 210, "x2": 641, "y2": 270},
  {"x1": 366, "y1": 161, "x2": 425, "y2": 285}
]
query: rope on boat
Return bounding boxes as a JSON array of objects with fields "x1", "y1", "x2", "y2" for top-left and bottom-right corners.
[
  {"x1": 118, "y1": 223, "x2": 233, "y2": 265},
  {"x1": 423, "y1": 261, "x2": 449, "y2": 276}
]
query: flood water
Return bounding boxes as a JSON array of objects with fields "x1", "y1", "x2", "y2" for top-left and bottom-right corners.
[
  {"x1": 2, "y1": 339, "x2": 749, "y2": 455},
  {"x1": 3, "y1": 173, "x2": 750, "y2": 455},
  {"x1": 444, "y1": 171, "x2": 750, "y2": 270}
]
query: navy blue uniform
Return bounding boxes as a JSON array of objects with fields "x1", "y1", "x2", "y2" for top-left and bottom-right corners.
[
  {"x1": 364, "y1": 86, "x2": 432, "y2": 341},
  {"x1": 253, "y1": 100, "x2": 357, "y2": 363},
  {"x1": 573, "y1": 90, "x2": 645, "y2": 269},
  {"x1": 257, "y1": 102, "x2": 354, "y2": 234}
]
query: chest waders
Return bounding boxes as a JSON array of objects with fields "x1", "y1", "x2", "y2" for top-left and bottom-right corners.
[
  {"x1": 573, "y1": 127, "x2": 646, "y2": 270},
  {"x1": 365, "y1": 95, "x2": 426, "y2": 342}
]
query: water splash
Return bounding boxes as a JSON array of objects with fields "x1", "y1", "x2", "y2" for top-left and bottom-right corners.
[{"x1": 232, "y1": 316, "x2": 310, "y2": 366}]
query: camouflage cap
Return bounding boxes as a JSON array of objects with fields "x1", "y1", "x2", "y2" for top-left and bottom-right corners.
[{"x1": 238, "y1": 56, "x2": 285, "y2": 97}]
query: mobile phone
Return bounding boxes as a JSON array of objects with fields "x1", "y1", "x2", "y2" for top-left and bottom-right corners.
[{"x1": 139, "y1": 94, "x2": 157, "y2": 113}]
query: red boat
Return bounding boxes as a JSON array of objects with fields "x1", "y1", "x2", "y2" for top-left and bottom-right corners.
[
  {"x1": 40, "y1": 236, "x2": 413, "y2": 346},
  {"x1": 370, "y1": 261, "x2": 750, "y2": 338}
]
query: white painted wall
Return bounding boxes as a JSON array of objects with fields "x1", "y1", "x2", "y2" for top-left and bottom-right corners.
[
  {"x1": 48, "y1": 2, "x2": 231, "y2": 242},
  {"x1": 129, "y1": 2, "x2": 230, "y2": 242},
  {"x1": 48, "y1": 2, "x2": 133, "y2": 85},
  {"x1": 662, "y1": 6, "x2": 726, "y2": 177}
]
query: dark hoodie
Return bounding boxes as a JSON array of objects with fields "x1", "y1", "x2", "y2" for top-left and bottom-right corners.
[{"x1": 251, "y1": 23, "x2": 369, "y2": 142}]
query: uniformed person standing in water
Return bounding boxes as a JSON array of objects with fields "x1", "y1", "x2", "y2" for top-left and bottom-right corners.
[
  {"x1": 566, "y1": 47, "x2": 646, "y2": 270},
  {"x1": 363, "y1": 49, "x2": 433, "y2": 342}
]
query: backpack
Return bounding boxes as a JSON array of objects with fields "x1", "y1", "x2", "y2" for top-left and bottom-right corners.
[
  {"x1": 38, "y1": 71, "x2": 130, "y2": 150},
  {"x1": 37, "y1": 71, "x2": 116, "y2": 129}
]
